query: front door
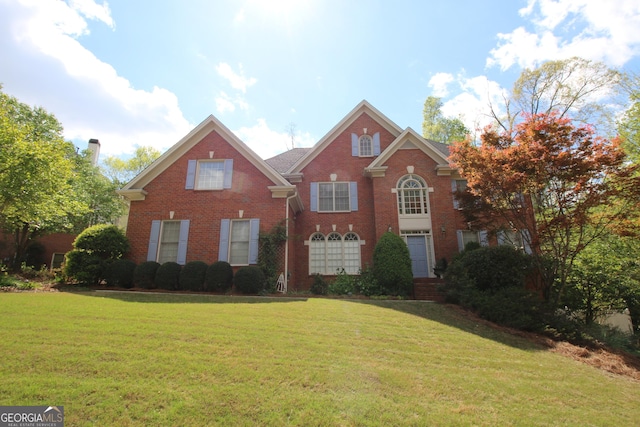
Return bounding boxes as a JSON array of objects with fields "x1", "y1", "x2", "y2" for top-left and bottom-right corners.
[{"x1": 407, "y1": 235, "x2": 429, "y2": 278}]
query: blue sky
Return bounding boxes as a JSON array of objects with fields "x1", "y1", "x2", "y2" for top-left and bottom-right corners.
[{"x1": 1, "y1": 0, "x2": 639, "y2": 160}]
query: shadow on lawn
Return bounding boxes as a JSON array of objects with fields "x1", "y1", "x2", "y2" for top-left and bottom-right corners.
[
  {"x1": 351, "y1": 299, "x2": 546, "y2": 352},
  {"x1": 60, "y1": 286, "x2": 539, "y2": 351},
  {"x1": 59, "y1": 287, "x2": 307, "y2": 304}
]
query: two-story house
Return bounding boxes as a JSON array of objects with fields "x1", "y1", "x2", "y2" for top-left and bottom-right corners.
[{"x1": 118, "y1": 100, "x2": 482, "y2": 291}]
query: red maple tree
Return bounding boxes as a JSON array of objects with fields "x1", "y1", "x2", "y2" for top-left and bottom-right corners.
[{"x1": 450, "y1": 113, "x2": 640, "y2": 300}]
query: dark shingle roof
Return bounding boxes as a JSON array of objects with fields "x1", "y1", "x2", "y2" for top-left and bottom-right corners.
[{"x1": 265, "y1": 147, "x2": 311, "y2": 174}]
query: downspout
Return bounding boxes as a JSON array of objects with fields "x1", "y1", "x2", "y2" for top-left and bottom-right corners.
[{"x1": 283, "y1": 190, "x2": 298, "y2": 293}]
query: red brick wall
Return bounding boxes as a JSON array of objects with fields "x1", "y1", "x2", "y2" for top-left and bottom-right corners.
[
  {"x1": 126, "y1": 129, "x2": 288, "y2": 266},
  {"x1": 290, "y1": 113, "x2": 398, "y2": 289},
  {"x1": 289, "y1": 113, "x2": 468, "y2": 290}
]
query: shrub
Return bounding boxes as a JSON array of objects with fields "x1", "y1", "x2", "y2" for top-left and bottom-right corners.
[
  {"x1": 328, "y1": 269, "x2": 356, "y2": 295},
  {"x1": 310, "y1": 273, "x2": 328, "y2": 295},
  {"x1": 73, "y1": 224, "x2": 130, "y2": 259},
  {"x1": 104, "y1": 259, "x2": 136, "y2": 288},
  {"x1": 204, "y1": 261, "x2": 233, "y2": 292},
  {"x1": 179, "y1": 261, "x2": 208, "y2": 292},
  {"x1": 354, "y1": 266, "x2": 381, "y2": 296},
  {"x1": 155, "y1": 262, "x2": 182, "y2": 291},
  {"x1": 234, "y1": 266, "x2": 266, "y2": 294},
  {"x1": 133, "y1": 261, "x2": 160, "y2": 289},
  {"x1": 372, "y1": 232, "x2": 413, "y2": 296},
  {"x1": 443, "y1": 244, "x2": 542, "y2": 330},
  {"x1": 64, "y1": 250, "x2": 104, "y2": 285}
]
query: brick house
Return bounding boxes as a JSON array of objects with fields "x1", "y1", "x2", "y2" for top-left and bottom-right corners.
[{"x1": 119, "y1": 100, "x2": 485, "y2": 291}]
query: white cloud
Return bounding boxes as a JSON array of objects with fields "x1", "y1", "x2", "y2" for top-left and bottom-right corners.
[
  {"x1": 215, "y1": 62, "x2": 257, "y2": 93},
  {"x1": 215, "y1": 91, "x2": 249, "y2": 114},
  {"x1": 0, "y1": 0, "x2": 192, "y2": 156},
  {"x1": 439, "y1": 74, "x2": 508, "y2": 134},
  {"x1": 234, "y1": 119, "x2": 315, "y2": 159},
  {"x1": 69, "y1": 0, "x2": 114, "y2": 29},
  {"x1": 428, "y1": 73, "x2": 454, "y2": 97},
  {"x1": 488, "y1": 0, "x2": 640, "y2": 70}
]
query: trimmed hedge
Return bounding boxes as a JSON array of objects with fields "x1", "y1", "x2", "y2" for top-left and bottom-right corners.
[
  {"x1": 179, "y1": 261, "x2": 208, "y2": 292},
  {"x1": 204, "y1": 261, "x2": 233, "y2": 292},
  {"x1": 104, "y1": 259, "x2": 136, "y2": 288},
  {"x1": 155, "y1": 262, "x2": 182, "y2": 291},
  {"x1": 64, "y1": 250, "x2": 104, "y2": 285},
  {"x1": 133, "y1": 261, "x2": 160, "y2": 289},
  {"x1": 234, "y1": 266, "x2": 266, "y2": 294},
  {"x1": 73, "y1": 224, "x2": 129, "y2": 259}
]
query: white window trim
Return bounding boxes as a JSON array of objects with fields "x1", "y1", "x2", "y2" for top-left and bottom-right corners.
[
  {"x1": 318, "y1": 182, "x2": 351, "y2": 213},
  {"x1": 195, "y1": 160, "x2": 225, "y2": 190},
  {"x1": 307, "y1": 232, "x2": 362, "y2": 275},
  {"x1": 358, "y1": 135, "x2": 373, "y2": 157}
]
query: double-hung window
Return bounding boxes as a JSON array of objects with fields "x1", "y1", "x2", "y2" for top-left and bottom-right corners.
[
  {"x1": 319, "y1": 182, "x2": 350, "y2": 212},
  {"x1": 196, "y1": 161, "x2": 225, "y2": 189},
  {"x1": 311, "y1": 182, "x2": 358, "y2": 212},
  {"x1": 147, "y1": 220, "x2": 190, "y2": 265},
  {"x1": 185, "y1": 159, "x2": 233, "y2": 190},
  {"x1": 218, "y1": 219, "x2": 260, "y2": 265},
  {"x1": 229, "y1": 220, "x2": 250, "y2": 265}
]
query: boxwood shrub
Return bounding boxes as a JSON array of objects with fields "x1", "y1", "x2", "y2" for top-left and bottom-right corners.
[
  {"x1": 104, "y1": 259, "x2": 136, "y2": 288},
  {"x1": 204, "y1": 261, "x2": 233, "y2": 292},
  {"x1": 234, "y1": 266, "x2": 266, "y2": 294},
  {"x1": 179, "y1": 261, "x2": 208, "y2": 292},
  {"x1": 64, "y1": 250, "x2": 104, "y2": 285},
  {"x1": 155, "y1": 262, "x2": 182, "y2": 291},
  {"x1": 133, "y1": 261, "x2": 160, "y2": 289}
]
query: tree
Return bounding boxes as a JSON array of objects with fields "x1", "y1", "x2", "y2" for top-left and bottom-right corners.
[
  {"x1": 450, "y1": 113, "x2": 640, "y2": 302},
  {"x1": 0, "y1": 89, "x2": 88, "y2": 267},
  {"x1": 69, "y1": 149, "x2": 126, "y2": 231},
  {"x1": 492, "y1": 57, "x2": 622, "y2": 136},
  {"x1": 422, "y1": 96, "x2": 469, "y2": 144},
  {"x1": 102, "y1": 146, "x2": 161, "y2": 186},
  {"x1": 618, "y1": 72, "x2": 640, "y2": 165},
  {"x1": 566, "y1": 233, "x2": 640, "y2": 329}
]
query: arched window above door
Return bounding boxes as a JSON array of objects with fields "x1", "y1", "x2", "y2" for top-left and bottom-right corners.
[{"x1": 397, "y1": 174, "x2": 428, "y2": 215}]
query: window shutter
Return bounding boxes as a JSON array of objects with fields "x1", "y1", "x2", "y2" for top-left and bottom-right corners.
[
  {"x1": 497, "y1": 231, "x2": 506, "y2": 246},
  {"x1": 351, "y1": 133, "x2": 358, "y2": 156},
  {"x1": 456, "y1": 230, "x2": 464, "y2": 252},
  {"x1": 521, "y1": 229, "x2": 533, "y2": 254},
  {"x1": 310, "y1": 182, "x2": 318, "y2": 212},
  {"x1": 223, "y1": 159, "x2": 233, "y2": 189},
  {"x1": 451, "y1": 180, "x2": 460, "y2": 209},
  {"x1": 248, "y1": 218, "x2": 260, "y2": 264},
  {"x1": 176, "y1": 220, "x2": 190, "y2": 265},
  {"x1": 350, "y1": 182, "x2": 358, "y2": 211},
  {"x1": 186, "y1": 160, "x2": 196, "y2": 189},
  {"x1": 373, "y1": 132, "x2": 381, "y2": 155},
  {"x1": 218, "y1": 219, "x2": 230, "y2": 262},
  {"x1": 147, "y1": 220, "x2": 161, "y2": 261},
  {"x1": 479, "y1": 230, "x2": 489, "y2": 247}
]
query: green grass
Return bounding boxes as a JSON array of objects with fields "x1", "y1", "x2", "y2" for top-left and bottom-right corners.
[{"x1": 1, "y1": 291, "x2": 639, "y2": 426}]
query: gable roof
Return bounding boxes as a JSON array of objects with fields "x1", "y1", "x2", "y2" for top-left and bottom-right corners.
[
  {"x1": 118, "y1": 115, "x2": 303, "y2": 209},
  {"x1": 365, "y1": 127, "x2": 455, "y2": 177},
  {"x1": 287, "y1": 100, "x2": 404, "y2": 173}
]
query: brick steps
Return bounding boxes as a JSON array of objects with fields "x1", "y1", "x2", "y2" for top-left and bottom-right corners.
[{"x1": 413, "y1": 278, "x2": 445, "y2": 302}]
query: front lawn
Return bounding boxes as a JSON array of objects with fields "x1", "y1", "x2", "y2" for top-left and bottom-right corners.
[{"x1": 1, "y1": 291, "x2": 638, "y2": 426}]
